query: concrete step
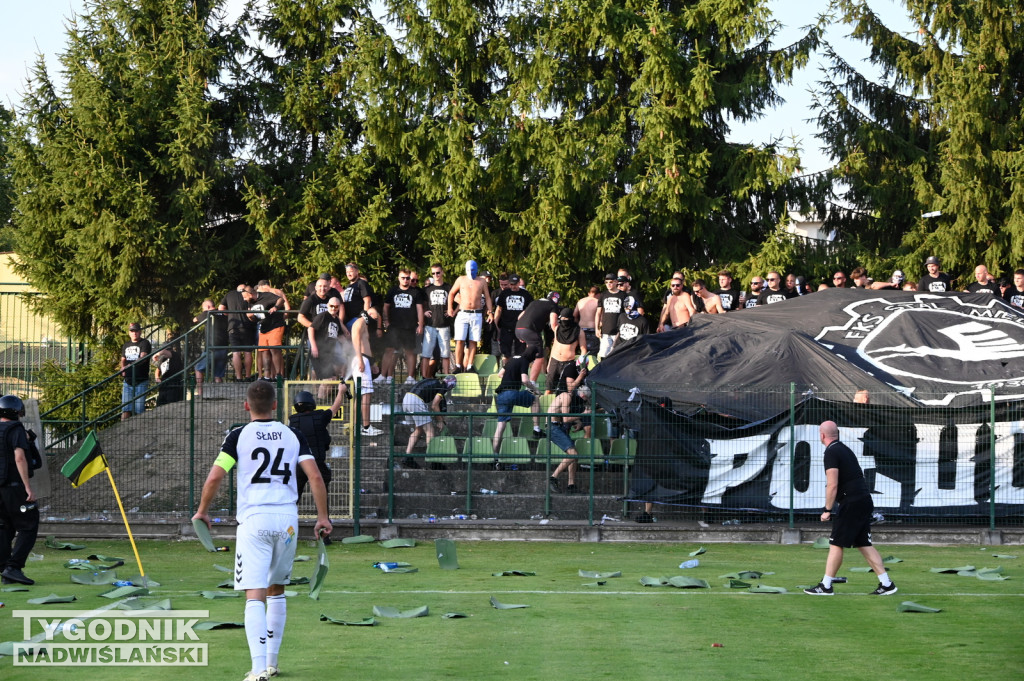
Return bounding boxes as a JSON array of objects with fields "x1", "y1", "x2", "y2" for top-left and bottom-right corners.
[
  {"x1": 386, "y1": 467, "x2": 631, "y2": 495},
  {"x1": 387, "y1": 491, "x2": 628, "y2": 521}
]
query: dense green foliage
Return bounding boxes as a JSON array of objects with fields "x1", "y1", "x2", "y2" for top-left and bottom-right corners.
[
  {"x1": 9, "y1": 0, "x2": 820, "y2": 321},
  {"x1": 9, "y1": 0, "x2": 251, "y2": 337},
  {"x1": 7, "y1": 0, "x2": 1024, "y2": 335},
  {"x1": 0, "y1": 104, "x2": 15, "y2": 248},
  {"x1": 37, "y1": 348, "x2": 125, "y2": 439},
  {"x1": 813, "y1": 0, "x2": 1024, "y2": 283}
]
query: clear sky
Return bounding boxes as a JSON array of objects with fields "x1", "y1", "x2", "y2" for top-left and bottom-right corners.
[{"x1": 1, "y1": 0, "x2": 912, "y2": 175}]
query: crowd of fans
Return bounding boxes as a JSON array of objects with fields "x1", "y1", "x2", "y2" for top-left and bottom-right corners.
[{"x1": 118, "y1": 257, "x2": 1024, "y2": 427}]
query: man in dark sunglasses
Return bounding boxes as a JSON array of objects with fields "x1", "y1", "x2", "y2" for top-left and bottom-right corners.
[{"x1": 757, "y1": 271, "x2": 797, "y2": 306}]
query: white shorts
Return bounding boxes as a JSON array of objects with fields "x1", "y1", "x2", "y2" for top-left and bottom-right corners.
[
  {"x1": 421, "y1": 326, "x2": 451, "y2": 358},
  {"x1": 401, "y1": 392, "x2": 431, "y2": 428},
  {"x1": 598, "y1": 334, "x2": 617, "y2": 358},
  {"x1": 454, "y1": 310, "x2": 483, "y2": 342},
  {"x1": 234, "y1": 512, "x2": 298, "y2": 590},
  {"x1": 354, "y1": 356, "x2": 374, "y2": 395}
]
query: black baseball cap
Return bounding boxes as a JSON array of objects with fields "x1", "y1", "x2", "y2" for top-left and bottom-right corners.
[
  {"x1": 509, "y1": 274, "x2": 521, "y2": 284},
  {"x1": 604, "y1": 273, "x2": 616, "y2": 281},
  {"x1": 617, "y1": 275, "x2": 631, "y2": 283}
]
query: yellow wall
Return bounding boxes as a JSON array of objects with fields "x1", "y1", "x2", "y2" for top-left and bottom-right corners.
[{"x1": 0, "y1": 253, "x2": 63, "y2": 343}]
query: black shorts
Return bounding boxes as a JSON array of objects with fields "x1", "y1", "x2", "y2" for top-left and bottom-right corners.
[
  {"x1": 228, "y1": 325, "x2": 257, "y2": 348},
  {"x1": 499, "y1": 326, "x2": 523, "y2": 358},
  {"x1": 387, "y1": 327, "x2": 418, "y2": 352},
  {"x1": 514, "y1": 327, "x2": 543, "y2": 355},
  {"x1": 829, "y1": 495, "x2": 874, "y2": 548},
  {"x1": 547, "y1": 357, "x2": 574, "y2": 388}
]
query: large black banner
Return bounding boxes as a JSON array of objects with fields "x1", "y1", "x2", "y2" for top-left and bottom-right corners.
[{"x1": 610, "y1": 396, "x2": 1024, "y2": 517}]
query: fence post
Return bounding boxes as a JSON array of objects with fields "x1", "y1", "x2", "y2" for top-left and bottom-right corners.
[
  {"x1": 384, "y1": 380, "x2": 394, "y2": 523},
  {"x1": 788, "y1": 382, "x2": 796, "y2": 529},
  {"x1": 188, "y1": 381, "x2": 196, "y2": 513},
  {"x1": 990, "y1": 389, "x2": 996, "y2": 531},
  {"x1": 587, "y1": 388, "x2": 596, "y2": 526},
  {"x1": 352, "y1": 379, "x2": 362, "y2": 536}
]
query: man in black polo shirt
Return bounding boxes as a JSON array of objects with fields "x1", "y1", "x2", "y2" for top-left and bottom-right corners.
[
  {"x1": 757, "y1": 271, "x2": 797, "y2": 305},
  {"x1": 804, "y1": 420, "x2": 897, "y2": 596},
  {"x1": 715, "y1": 270, "x2": 741, "y2": 311},
  {"x1": 421, "y1": 264, "x2": 453, "y2": 377},
  {"x1": 965, "y1": 265, "x2": 999, "y2": 296},
  {"x1": 381, "y1": 269, "x2": 425, "y2": 385},
  {"x1": 120, "y1": 323, "x2": 152, "y2": 420},
  {"x1": 219, "y1": 285, "x2": 256, "y2": 381},
  {"x1": 1004, "y1": 269, "x2": 1024, "y2": 308}
]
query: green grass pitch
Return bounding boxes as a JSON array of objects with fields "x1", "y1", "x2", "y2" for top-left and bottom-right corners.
[{"x1": 1, "y1": 537, "x2": 1021, "y2": 681}]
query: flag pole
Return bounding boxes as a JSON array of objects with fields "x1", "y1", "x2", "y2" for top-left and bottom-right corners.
[{"x1": 106, "y1": 467, "x2": 146, "y2": 579}]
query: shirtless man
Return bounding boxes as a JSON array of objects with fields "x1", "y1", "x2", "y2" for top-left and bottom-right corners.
[
  {"x1": 692, "y1": 279, "x2": 725, "y2": 314},
  {"x1": 447, "y1": 259, "x2": 493, "y2": 373},
  {"x1": 657, "y1": 278, "x2": 695, "y2": 331},
  {"x1": 349, "y1": 309, "x2": 381, "y2": 437},
  {"x1": 574, "y1": 286, "x2": 600, "y2": 354},
  {"x1": 547, "y1": 308, "x2": 587, "y2": 394}
]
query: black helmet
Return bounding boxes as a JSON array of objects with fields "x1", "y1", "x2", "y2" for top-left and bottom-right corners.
[
  {"x1": 0, "y1": 395, "x2": 24, "y2": 420},
  {"x1": 293, "y1": 390, "x2": 317, "y2": 413}
]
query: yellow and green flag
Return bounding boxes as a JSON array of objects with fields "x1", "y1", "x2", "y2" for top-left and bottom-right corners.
[{"x1": 61, "y1": 430, "x2": 109, "y2": 488}]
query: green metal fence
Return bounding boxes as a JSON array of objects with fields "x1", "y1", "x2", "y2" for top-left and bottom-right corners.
[
  {"x1": 0, "y1": 285, "x2": 82, "y2": 399},
  {"x1": 384, "y1": 376, "x2": 1024, "y2": 529},
  {"x1": 25, "y1": 338, "x2": 1024, "y2": 530}
]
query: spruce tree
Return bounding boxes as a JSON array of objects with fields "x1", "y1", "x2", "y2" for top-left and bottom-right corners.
[
  {"x1": 816, "y1": 0, "x2": 1024, "y2": 281},
  {"x1": 359, "y1": 0, "x2": 821, "y2": 294},
  {"x1": 9, "y1": 0, "x2": 245, "y2": 337},
  {"x1": 232, "y1": 0, "x2": 384, "y2": 286},
  {"x1": 0, "y1": 105, "x2": 14, "y2": 247}
]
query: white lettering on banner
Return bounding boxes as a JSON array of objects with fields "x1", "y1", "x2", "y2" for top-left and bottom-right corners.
[
  {"x1": 914, "y1": 424, "x2": 978, "y2": 507},
  {"x1": 769, "y1": 426, "x2": 871, "y2": 509},
  {"x1": 993, "y1": 421, "x2": 1024, "y2": 504},
  {"x1": 660, "y1": 419, "x2": 1024, "y2": 511},
  {"x1": 701, "y1": 434, "x2": 772, "y2": 504}
]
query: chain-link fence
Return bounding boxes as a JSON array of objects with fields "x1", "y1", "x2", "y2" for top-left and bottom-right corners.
[
  {"x1": 384, "y1": 378, "x2": 1024, "y2": 528},
  {"x1": 25, "y1": 335, "x2": 1024, "y2": 530}
]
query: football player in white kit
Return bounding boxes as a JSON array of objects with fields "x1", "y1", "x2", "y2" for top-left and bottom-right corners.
[{"x1": 194, "y1": 380, "x2": 332, "y2": 681}]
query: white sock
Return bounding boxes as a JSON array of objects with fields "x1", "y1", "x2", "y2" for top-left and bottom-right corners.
[
  {"x1": 266, "y1": 594, "x2": 286, "y2": 668},
  {"x1": 244, "y1": 599, "x2": 267, "y2": 674},
  {"x1": 821, "y1": 575, "x2": 833, "y2": 588},
  {"x1": 878, "y1": 572, "x2": 892, "y2": 587}
]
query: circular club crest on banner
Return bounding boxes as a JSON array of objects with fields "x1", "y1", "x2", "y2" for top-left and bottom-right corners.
[{"x1": 815, "y1": 294, "x2": 1024, "y2": 405}]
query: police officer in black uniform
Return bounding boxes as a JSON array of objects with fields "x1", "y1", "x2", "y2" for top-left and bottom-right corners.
[
  {"x1": 288, "y1": 389, "x2": 345, "y2": 544},
  {"x1": 0, "y1": 395, "x2": 39, "y2": 585}
]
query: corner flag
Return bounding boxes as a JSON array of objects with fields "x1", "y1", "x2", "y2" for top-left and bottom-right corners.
[{"x1": 60, "y1": 430, "x2": 108, "y2": 488}]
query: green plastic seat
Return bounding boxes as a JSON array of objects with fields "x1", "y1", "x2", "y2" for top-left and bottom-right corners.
[
  {"x1": 464, "y1": 436, "x2": 495, "y2": 463},
  {"x1": 425, "y1": 435, "x2": 459, "y2": 464},
  {"x1": 473, "y1": 354, "x2": 499, "y2": 375},
  {"x1": 498, "y1": 436, "x2": 533, "y2": 464},
  {"x1": 608, "y1": 437, "x2": 637, "y2": 466}
]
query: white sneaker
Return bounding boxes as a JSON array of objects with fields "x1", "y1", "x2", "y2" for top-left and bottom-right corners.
[
  {"x1": 361, "y1": 425, "x2": 383, "y2": 437},
  {"x1": 242, "y1": 671, "x2": 268, "y2": 681},
  {"x1": 404, "y1": 376, "x2": 417, "y2": 385},
  {"x1": 373, "y1": 375, "x2": 388, "y2": 385},
  {"x1": 266, "y1": 666, "x2": 279, "y2": 678}
]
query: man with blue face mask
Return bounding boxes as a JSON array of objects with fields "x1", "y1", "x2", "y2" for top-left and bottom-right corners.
[
  {"x1": 614, "y1": 298, "x2": 650, "y2": 350},
  {"x1": 447, "y1": 259, "x2": 493, "y2": 373}
]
